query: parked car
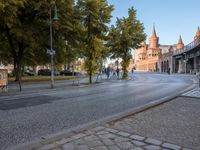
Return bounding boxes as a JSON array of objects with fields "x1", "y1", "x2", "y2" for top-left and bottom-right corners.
[
  {"x1": 24, "y1": 70, "x2": 35, "y2": 76},
  {"x1": 38, "y1": 69, "x2": 51, "y2": 76},
  {"x1": 60, "y1": 70, "x2": 80, "y2": 76},
  {"x1": 38, "y1": 69, "x2": 59, "y2": 76}
]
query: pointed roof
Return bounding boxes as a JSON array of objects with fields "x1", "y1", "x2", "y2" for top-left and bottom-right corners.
[
  {"x1": 178, "y1": 35, "x2": 183, "y2": 44},
  {"x1": 195, "y1": 26, "x2": 200, "y2": 37},
  {"x1": 151, "y1": 24, "x2": 157, "y2": 38}
]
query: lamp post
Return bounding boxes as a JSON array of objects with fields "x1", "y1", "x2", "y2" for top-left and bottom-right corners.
[{"x1": 49, "y1": 6, "x2": 59, "y2": 88}]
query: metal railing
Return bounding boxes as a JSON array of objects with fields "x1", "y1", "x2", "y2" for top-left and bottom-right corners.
[{"x1": 173, "y1": 37, "x2": 200, "y2": 56}]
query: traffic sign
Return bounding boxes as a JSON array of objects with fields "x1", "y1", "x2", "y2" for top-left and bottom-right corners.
[{"x1": 46, "y1": 49, "x2": 56, "y2": 55}]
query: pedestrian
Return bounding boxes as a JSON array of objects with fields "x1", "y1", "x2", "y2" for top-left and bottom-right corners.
[
  {"x1": 167, "y1": 67, "x2": 170, "y2": 75},
  {"x1": 106, "y1": 66, "x2": 110, "y2": 79},
  {"x1": 131, "y1": 67, "x2": 134, "y2": 74},
  {"x1": 116, "y1": 67, "x2": 120, "y2": 79},
  {"x1": 131, "y1": 67, "x2": 134, "y2": 79}
]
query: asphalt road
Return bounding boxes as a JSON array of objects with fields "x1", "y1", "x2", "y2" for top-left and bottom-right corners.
[{"x1": 0, "y1": 73, "x2": 195, "y2": 149}]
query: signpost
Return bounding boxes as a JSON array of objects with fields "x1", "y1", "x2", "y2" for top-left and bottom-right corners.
[{"x1": 0, "y1": 69, "x2": 8, "y2": 91}]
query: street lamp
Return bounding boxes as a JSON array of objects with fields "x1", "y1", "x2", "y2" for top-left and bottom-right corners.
[{"x1": 49, "y1": 6, "x2": 59, "y2": 88}]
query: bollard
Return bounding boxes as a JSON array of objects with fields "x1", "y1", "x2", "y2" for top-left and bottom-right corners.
[
  {"x1": 196, "y1": 72, "x2": 200, "y2": 88},
  {"x1": 199, "y1": 78, "x2": 200, "y2": 88}
]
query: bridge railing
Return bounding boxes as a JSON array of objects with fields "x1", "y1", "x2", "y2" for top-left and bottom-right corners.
[{"x1": 173, "y1": 37, "x2": 200, "y2": 56}]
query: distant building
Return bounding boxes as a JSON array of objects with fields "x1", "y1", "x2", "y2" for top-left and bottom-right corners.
[
  {"x1": 158, "y1": 36, "x2": 183, "y2": 73},
  {"x1": 173, "y1": 27, "x2": 200, "y2": 73},
  {"x1": 134, "y1": 26, "x2": 173, "y2": 72}
]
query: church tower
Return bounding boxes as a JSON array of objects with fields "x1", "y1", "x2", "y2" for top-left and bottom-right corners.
[
  {"x1": 147, "y1": 25, "x2": 161, "y2": 57},
  {"x1": 177, "y1": 35, "x2": 184, "y2": 49},
  {"x1": 149, "y1": 25, "x2": 159, "y2": 49},
  {"x1": 194, "y1": 26, "x2": 200, "y2": 44}
]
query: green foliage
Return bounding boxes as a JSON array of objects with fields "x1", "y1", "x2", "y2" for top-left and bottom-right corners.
[
  {"x1": 108, "y1": 7, "x2": 146, "y2": 79},
  {"x1": 0, "y1": 0, "x2": 80, "y2": 81},
  {"x1": 0, "y1": 1, "x2": 144, "y2": 84},
  {"x1": 77, "y1": 0, "x2": 113, "y2": 83}
]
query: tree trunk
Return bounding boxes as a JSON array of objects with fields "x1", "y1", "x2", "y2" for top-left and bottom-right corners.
[
  {"x1": 122, "y1": 58, "x2": 129, "y2": 79},
  {"x1": 67, "y1": 63, "x2": 70, "y2": 70},
  {"x1": 16, "y1": 41, "x2": 24, "y2": 91},
  {"x1": 89, "y1": 71, "x2": 92, "y2": 84}
]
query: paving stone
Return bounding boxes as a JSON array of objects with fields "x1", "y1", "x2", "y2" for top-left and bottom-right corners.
[
  {"x1": 38, "y1": 143, "x2": 56, "y2": 150},
  {"x1": 145, "y1": 138, "x2": 162, "y2": 145},
  {"x1": 70, "y1": 133, "x2": 86, "y2": 140},
  {"x1": 56, "y1": 138, "x2": 72, "y2": 145},
  {"x1": 130, "y1": 135, "x2": 145, "y2": 141},
  {"x1": 108, "y1": 145, "x2": 121, "y2": 150},
  {"x1": 117, "y1": 141, "x2": 134, "y2": 149},
  {"x1": 113, "y1": 136, "x2": 130, "y2": 143},
  {"x1": 130, "y1": 147, "x2": 144, "y2": 150},
  {"x1": 51, "y1": 148, "x2": 62, "y2": 150},
  {"x1": 103, "y1": 133, "x2": 117, "y2": 139},
  {"x1": 132, "y1": 140, "x2": 146, "y2": 146},
  {"x1": 73, "y1": 139, "x2": 85, "y2": 145},
  {"x1": 62, "y1": 142, "x2": 75, "y2": 150},
  {"x1": 84, "y1": 130, "x2": 95, "y2": 135},
  {"x1": 76, "y1": 144, "x2": 90, "y2": 150},
  {"x1": 96, "y1": 131, "x2": 110, "y2": 135},
  {"x1": 162, "y1": 143, "x2": 181, "y2": 150},
  {"x1": 101, "y1": 138, "x2": 114, "y2": 146},
  {"x1": 104, "y1": 128, "x2": 118, "y2": 133},
  {"x1": 87, "y1": 140, "x2": 103, "y2": 147},
  {"x1": 144, "y1": 145, "x2": 161, "y2": 150},
  {"x1": 117, "y1": 131, "x2": 130, "y2": 137},
  {"x1": 93, "y1": 146, "x2": 108, "y2": 150},
  {"x1": 92, "y1": 126, "x2": 105, "y2": 131},
  {"x1": 84, "y1": 135, "x2": 99, "y2": 141}
]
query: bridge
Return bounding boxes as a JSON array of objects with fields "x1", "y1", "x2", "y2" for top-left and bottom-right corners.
[{"x1": 173, "y1": 37, "x2": 200, "y2": 74}]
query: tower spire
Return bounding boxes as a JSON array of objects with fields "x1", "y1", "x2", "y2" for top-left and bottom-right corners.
[
  {"x1": 194, "y1": 26, "x2": 200, "y2": 43},
  {"x1": 177, "y1": 35, "x2": 184, "y2": 49},
  {"x1": 151, "y1": 23, "x2": 157, "y2": 38},
  {"x1": 149, "y1": 24, "x2": 159, "y2": 49},
  {"x1": 178, "y1": 35, "x2": 183, "y2": 44},
  {"x1": 195, "y1": 26, "x2": 200, "y2": 36}
]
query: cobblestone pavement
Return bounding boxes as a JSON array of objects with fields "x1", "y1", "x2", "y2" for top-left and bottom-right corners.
[
  {"x1": 31, "y1": 96, "x2": 200, "y2": 150},
  {"x1": 182, "y1": 88, "x2": 200, "y2": 98},
  {"x1": 34, "y1": 126, "x2": 190, "y2": 150}
]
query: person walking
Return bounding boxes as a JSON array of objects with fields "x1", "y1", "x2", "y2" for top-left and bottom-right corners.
[
  {"x1": 131, "y1": 67, "x2": 134, "y2": 79},
  {"x1": 106, "y1": 66, "x2": 111, "y2": 79},
  {"x1": 167, "y1": 67, "x2": 170, "y2": 75},
  {"x1": 116, "y1": 67, "x2": 120, "y2": 79}
]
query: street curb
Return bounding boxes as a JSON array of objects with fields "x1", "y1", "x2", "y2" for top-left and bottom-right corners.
[{"x1": 6, "y1": 83, "x2": 196, "y2": 150}]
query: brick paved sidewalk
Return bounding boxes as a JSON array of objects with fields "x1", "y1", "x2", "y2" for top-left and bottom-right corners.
[{"x1": 34, "y1": 126, "x2": 190, "y2": 150}]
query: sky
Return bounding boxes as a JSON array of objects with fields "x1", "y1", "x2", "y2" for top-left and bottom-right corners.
[{"x1": 107, "y1": 0, "x2": 200, "y2": 45}]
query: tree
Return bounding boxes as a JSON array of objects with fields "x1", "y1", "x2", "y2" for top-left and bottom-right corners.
[
  {"x1": 77, "y1": 0, "x2": 113, "y2": 83},
  {"x1": 108, "y1": 7, "x2": 146, "y2": 79},
  {"x1": 0, "y1": 0, "x2": 79, "y2": 83}
]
